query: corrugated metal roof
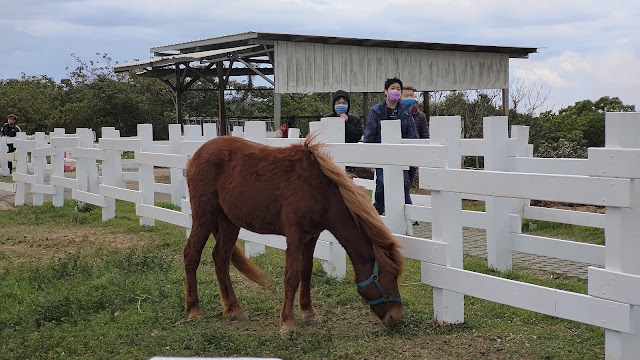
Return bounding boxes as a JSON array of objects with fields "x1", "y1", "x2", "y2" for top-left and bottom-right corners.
[
  {"x1": 149, "y1": 31, "x2": 538, "y2": 59},
  {"x1": 114, "y1": 45, "x2": 260, "y2": 72}
]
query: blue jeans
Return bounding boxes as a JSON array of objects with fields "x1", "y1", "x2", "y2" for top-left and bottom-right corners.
[{"x1": 373, "y1": 168, "x2": 415, "y2": 214}]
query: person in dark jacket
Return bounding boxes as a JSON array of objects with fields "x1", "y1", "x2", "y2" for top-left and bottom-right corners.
[
  {"x1": 401, "y1": 85, "x2": 429, "y2": 139},
  {"x1": 1, "y1": 114, "x2": 21, "y2": 174},
  {"x1": 324, "y1": 90, "x2": 363, "y2": 143},
  {"x1": 363, "y1": 78, "x2": 418, "y2": 215}
]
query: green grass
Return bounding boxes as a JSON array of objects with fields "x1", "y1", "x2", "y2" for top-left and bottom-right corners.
[
  {"x1": 0, "y1": 201, "x2": 605, "y2": 359},
  {"x1": 522, "y1": 219, "x2": 604, "y2": 245}
]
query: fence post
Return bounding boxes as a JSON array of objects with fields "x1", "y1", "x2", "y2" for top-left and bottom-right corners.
[
  {"x1": 169, "y1": 124, "x2": 185, "y2": 207},
  {"x1": 13, "y1": 132, "x2": 27, "y2": 206},
  {"x1": 32, "y1": 132, "x2": 46, "y2": 206},
  {"x1": 101, "y1": 127, "x2": 122, "y2": 221},
  {"x1": 483, "y1": 116, "x2": 522, "y2": 271},
  {"x1": 50, "y1": 128, "x2": 66, "y2": 207},
  {"x1": 317, "y1": 117, "x2": 347, "y2": 279},
  {"x1": 600, "y1": 112, "x2": 640, "y2": 359},
  {"x1": 0, "y1": 137, "x2": 8, "y2": 176},
  {"x1": 427, "y1": 116, "x2": 464, "y2": 324},
  {"x1": 379, "y1": 120, "x2": 408, "y2": 234},
  {"x1": 242, "y1": 121, "x2": 268, "y2": 257},
  {"x1": 137, "y1": 124, "x2": 155, "y2": 226}
]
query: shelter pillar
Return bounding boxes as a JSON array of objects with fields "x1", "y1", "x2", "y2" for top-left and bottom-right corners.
[
  {"x1": 502, "y1": 88, "x2": 509, "y2": 116},
  {"x1": 274, "y1": 92, "x2": 282, "y2": 132},
  {"x1": 217, "y1": 61, "x2": 228, "y2": 135}
]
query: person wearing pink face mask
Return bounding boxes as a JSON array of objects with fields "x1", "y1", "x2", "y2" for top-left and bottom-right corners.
[{"x1": 364, "y1": 78, "x2": 418, "y2": 215}]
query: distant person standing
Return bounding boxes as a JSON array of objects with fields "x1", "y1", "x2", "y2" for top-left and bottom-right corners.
[
  {"x1": 1, "y1": 114, "x2": 21, "y2": 174},
  {"x1": 401, "y1": 86, "x2": 429, "y2": 139},
  {"x1": 324, "y1": 89, "x2": 364, "y2": 143},
  {"x1": 363, "y1": 78, "x2": 418, "y2": 215}
]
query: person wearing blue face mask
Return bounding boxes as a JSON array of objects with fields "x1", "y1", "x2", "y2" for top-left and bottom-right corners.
[
  {"x1": 401, "y1": 85, "x2": 429, "y2": 139},
  {"x1": 324, "y1": 90, "x2": 363, "y2": 143},
  {"x1": 363, "y1": 78, "x2": 418, "y2": 215}
]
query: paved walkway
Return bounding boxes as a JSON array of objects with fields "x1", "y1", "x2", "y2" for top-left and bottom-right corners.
[{"x1": 411, "y1": 222, "x2": 593, "y2": 279}]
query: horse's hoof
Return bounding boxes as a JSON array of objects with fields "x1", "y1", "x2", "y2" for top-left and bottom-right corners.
[
  {"x1": 187, "y1": 309, "x2": 204, "y2": 321},
  {"x1": 303, "y1": 313, "x2": 321, "y2": 325},
  {"x1": 279, "y1": 328, "x2": 296, "y2": 340},
  {"x1": 230, "y1": 311, "x2": 249, "y2": 321}
]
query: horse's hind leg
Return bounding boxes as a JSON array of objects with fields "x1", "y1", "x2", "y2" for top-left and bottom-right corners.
[
  {"x1": 184, "y1": 214, "x2": 217, "y2": 320},
  {"x1": 212, "y1": 214, "x2": 248, "y2": 320},
  {"x1": 299, "y1": 234, "x2": 320, "y2": 325}
]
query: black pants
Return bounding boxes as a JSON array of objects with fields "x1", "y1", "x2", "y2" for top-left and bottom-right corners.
[{"x1": 7, "y1": 144, "x2": 15, "y2": 174}]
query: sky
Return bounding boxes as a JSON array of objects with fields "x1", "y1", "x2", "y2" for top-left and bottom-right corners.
[{"x1": 1, "y1": 0, "x2": 639, "y2": 113}]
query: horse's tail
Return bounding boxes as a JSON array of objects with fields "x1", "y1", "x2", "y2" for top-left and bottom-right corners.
[
  {"x1": 231, "y1": 244, "x2": 269, "y2": 288},
  {"x1": 304, "y1": 135, "x2": 404, "y2": 277}
]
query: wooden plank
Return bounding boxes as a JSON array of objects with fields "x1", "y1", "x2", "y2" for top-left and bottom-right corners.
[
  {"x1": 99, "y1": 138, "x2": 141, "y2": 152},
  {"x1": 507, "y1": 157, "x2": 589, "y2": 176},
  {"x1": 136, "y1": 204, "x2": 191, "y2": 228},
  {"x1": 0, "y1": 182, "x2": 16, "y2": 192},
  {"x1": 31, "y1": 184, "x2": 55, "y2": 195},
  {"x1": 238, "y1": 228, "x2": 332, "y2": 260},
  {"x1": 135, "y1": 152, "x2": 188, "y2": 169},
  {"x1": 50, "y1": 137, "x2": 79, "y2": 147},
  {"x1": 73, "y1": 147, "x2": 104, "y2": 161},
  {"x1": 50, "y1": 175, "x2": 77, "y2": 189},
  {"x1": 523, "y1": 206, "x2": 605, "y2": 228},
  {"x1": 420, "y1": 168, "x2": 631, "y2": 207},
  {"x1": 512, "y1": 233, "x2": 604, "y2": 265},
  {"x1": 99, "y1": 184, "x2": 142, "y2": 203},
  {"x1": 31, "y1": 147, "x2": 55, "y2": 157},
  {"x1": 394, "y1": 234, "x2": 447, "y2": 264},
  {"x1": 329, "y1": 143, "x2": 446, "y2": 167},
  {"x1": 154, "y1": 183, "x2": 172, "y2": 194},
  {"x1": 353, "y1": 178, "x2": 374, "y2": 190},
  {"x1": 588, "y1": 148, "x2": 640, "y2": 178},
  {"x1": 122, "y1": 172, "x2": 139, "y2": 182},
  {"x1": 461, "y1": 210, "x2": 487, "y2": 229},
  {"x1": 421, "y1": 263, "x2": 631, "y2": 332},
  {"x1": 460, "y1": 139, "x2": 484, "y2": 156},
  {"x1": 265, "y1": 138, "x2": 304, "y2": 147},
  {"x1": 588, "y1": 267, "x2": 640, "y2": 306},
  {"x1": 72, "y1": 189, "x2": 106, "y2": 207},
  {"x1": 180, "y1": 141, "x2": 206, "y2": 156},
  {"x1": 12, "y1": 173, "x2": 35, "y2": 184},
  {"x1": 13, "y1": 139, "x2": 36, "y2": 149},
  {"x1": 404, "y1": 204, "x2": 431, "y2": 222}
]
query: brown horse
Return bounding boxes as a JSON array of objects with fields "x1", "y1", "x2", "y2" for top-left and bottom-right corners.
[{"x1": 183, "y1": 135, "x2": 404, "y2": 337}]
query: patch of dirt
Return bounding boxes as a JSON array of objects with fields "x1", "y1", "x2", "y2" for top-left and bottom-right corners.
[{"x1": 0, "y1": 226, "x2": 151, "y2": 270}]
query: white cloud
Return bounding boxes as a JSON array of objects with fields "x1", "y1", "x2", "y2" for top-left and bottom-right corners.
[{"x1": 512, "y1": 49, "x2": 640, "y2": 110}]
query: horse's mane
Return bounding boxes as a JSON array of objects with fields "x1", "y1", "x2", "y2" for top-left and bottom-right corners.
[{"x1": 303, "y1": 134, "x2": 403, "y2": 277}]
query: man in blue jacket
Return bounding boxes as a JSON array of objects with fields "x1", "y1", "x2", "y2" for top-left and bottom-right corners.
[{"x1": 363, "y1": 78, "x2": 418, "y2": 215}]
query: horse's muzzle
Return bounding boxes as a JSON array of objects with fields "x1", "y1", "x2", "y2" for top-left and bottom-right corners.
[{"x1": 383, "y1": 309, "x2": 403, "y2": 327}]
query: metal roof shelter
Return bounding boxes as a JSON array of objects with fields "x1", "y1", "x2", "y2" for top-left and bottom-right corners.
[{"x1": 114, "y1": 31, "x2": 538, "y2": 134}]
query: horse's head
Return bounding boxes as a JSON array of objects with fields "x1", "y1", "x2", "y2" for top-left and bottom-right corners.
[{"x1": 356, "y1": 260, "x2": 403, "y2": 327}]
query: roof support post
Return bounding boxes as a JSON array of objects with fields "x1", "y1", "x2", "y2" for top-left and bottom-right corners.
[
  {"x1": 502, "y1": 88, "x2": 509, "y2": 116},
  {"x1": 175, "y1": 66, "x2": 184, "y2": 125},
  {"x1": 216, "y1": 61, "x2": 228, "y2": 135},
  {"x1": 362, "y1": 92, "x2": 369, "y2": 121},
  {"x1": 423, "y1": 91, "x2": 430, "y2": 132},
  {"x1": 274, "y1": 92, "x2": 281, "y2": 133}
]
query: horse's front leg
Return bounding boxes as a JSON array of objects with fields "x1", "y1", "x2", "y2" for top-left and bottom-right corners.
[
  {"x1": 280, "y1": 237, "x2": 304, "y2": 339},
  {"x1": 299, "y1": 234, "x2": 320, "y2": 325}
]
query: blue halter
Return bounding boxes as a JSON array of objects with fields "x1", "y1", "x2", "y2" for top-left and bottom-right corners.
[{"x1": 355, "y1": 261, "x2": 402, "y2": 305}]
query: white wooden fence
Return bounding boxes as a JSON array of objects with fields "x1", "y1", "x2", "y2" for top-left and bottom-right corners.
[{"x1": 1, "y1": 113, "x2": 640, "y2": 359}]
